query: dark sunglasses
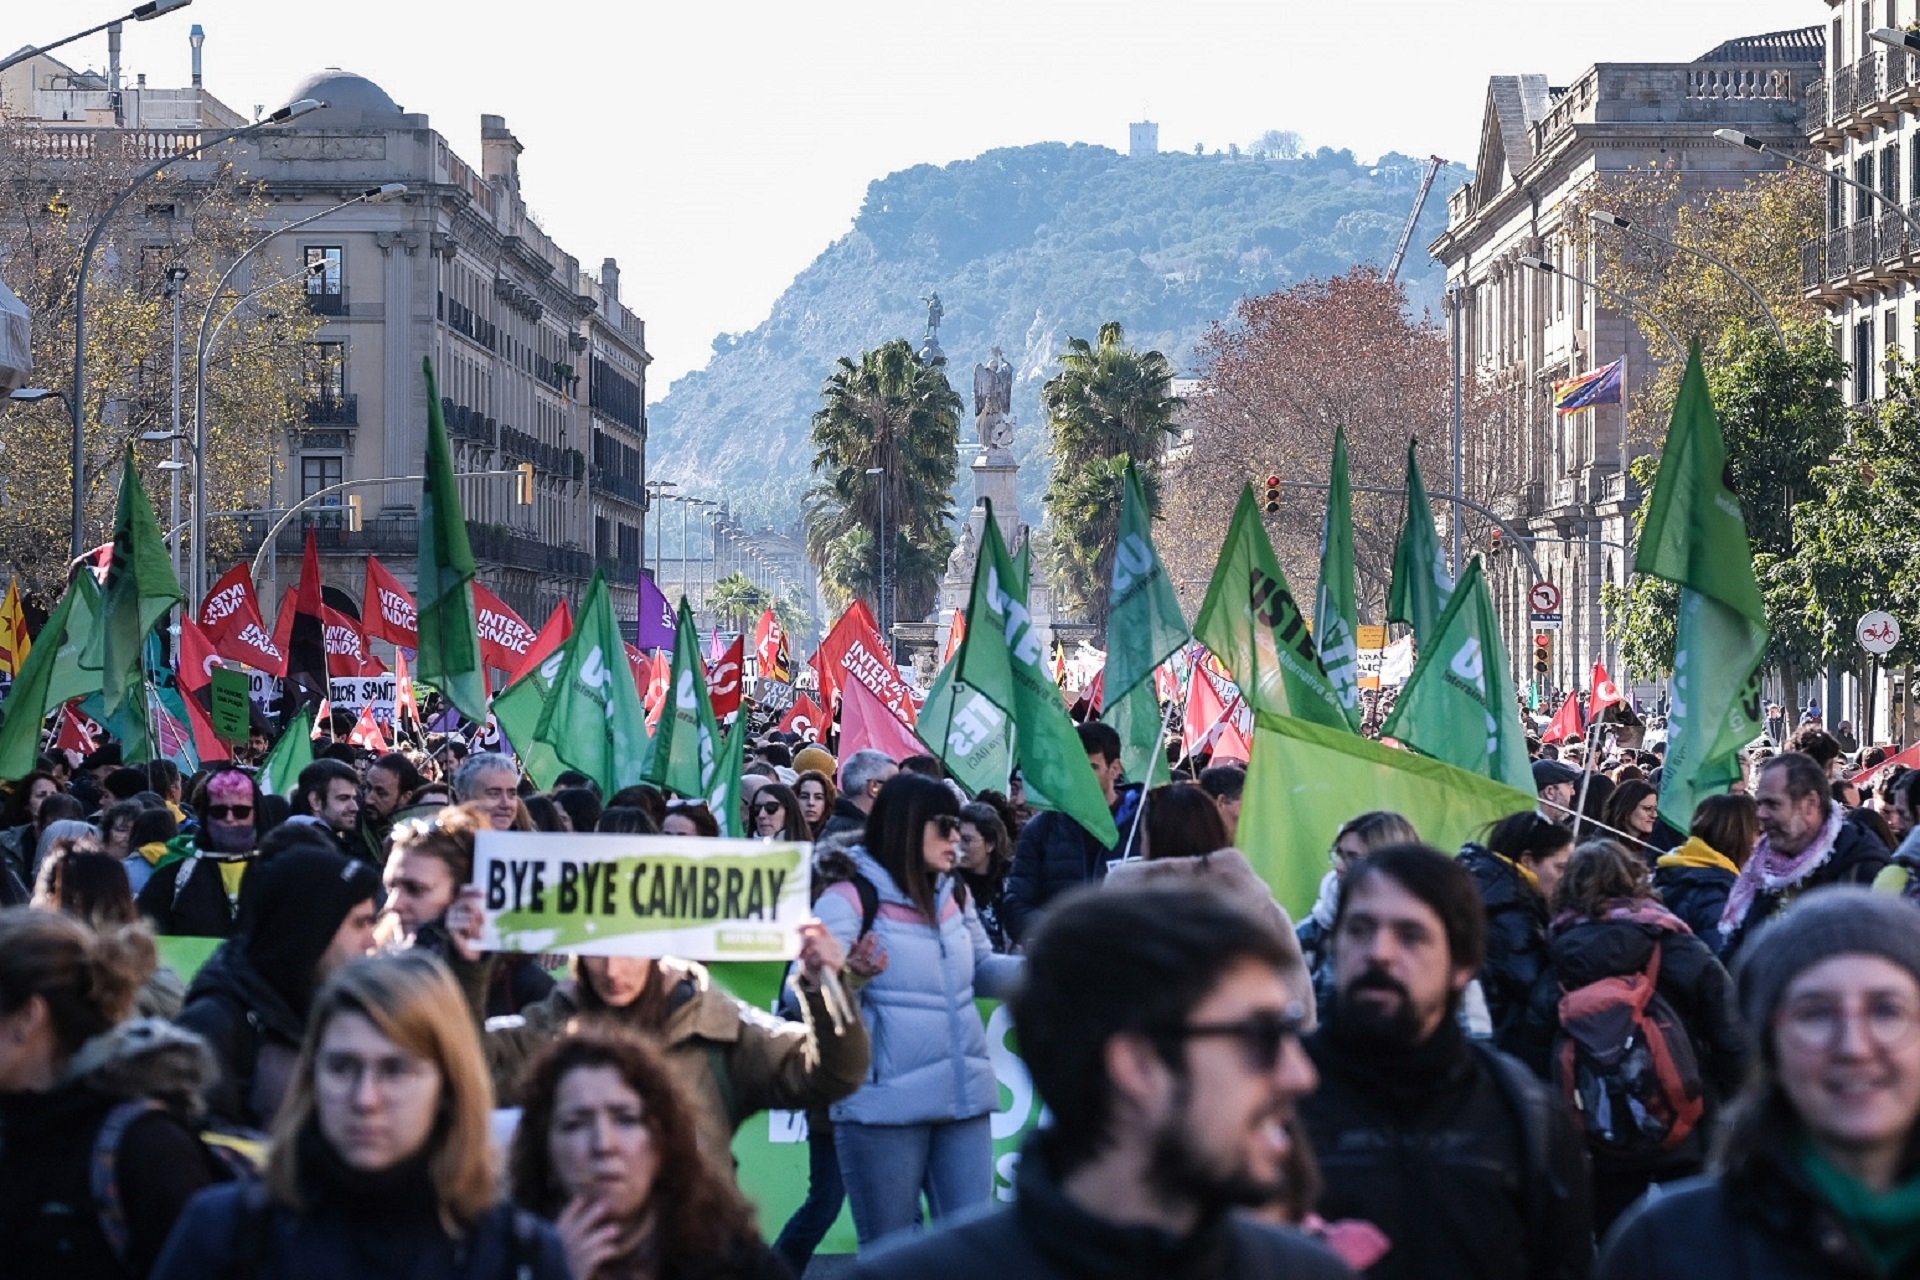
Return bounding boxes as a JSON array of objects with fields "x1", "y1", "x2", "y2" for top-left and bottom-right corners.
[
  {"x1": 753, "y1": 800, "x2": 785, "y2": 815},
  {"x1": 206, "y1": 804, "x2": 253, "y2": 821},
  {"x1": 1157, "y1": 1006, "x2": 1306, "y2": 1072},
  {"x1": 931, "y1": 814, "x2": 961, "y2": 838}
]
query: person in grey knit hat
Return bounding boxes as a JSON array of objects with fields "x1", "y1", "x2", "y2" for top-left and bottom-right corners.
[{"x1": 1598, "y1": 886, "x2": 1920, "y2": 1280}]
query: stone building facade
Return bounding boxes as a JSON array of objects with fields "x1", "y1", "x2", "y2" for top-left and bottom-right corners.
[{"x1": 1429, "y1": 30, "x2": 1819, "y2": 697}]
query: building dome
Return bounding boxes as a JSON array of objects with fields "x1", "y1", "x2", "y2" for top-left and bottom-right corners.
[{"x1": 284, "y1": 68, "x2": 403, "y2": 119}]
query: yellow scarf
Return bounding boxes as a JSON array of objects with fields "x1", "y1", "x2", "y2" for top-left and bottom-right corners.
[{"x1": 1657, "y1": 836, "x2": 1739, "y2": 876}]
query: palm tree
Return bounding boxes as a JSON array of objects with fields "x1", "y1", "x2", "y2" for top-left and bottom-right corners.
[
  {"x1": 1040, "y1": 322, "x2": 1182, "y2": 636},
  {"x1": 804, "y1": 339, "x2": 961, "y2": 626},
  {"x1": 710, "y1": 572, "x2": 769, "y2": 632}
]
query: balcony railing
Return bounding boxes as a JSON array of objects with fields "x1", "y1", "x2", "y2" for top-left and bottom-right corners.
[
  {"x1": 245, "y1": 516, "x2": 592, "y2": 578},
  {"x1": 1803, "y1": 201, "x2": 1920, "y2": 289},
  {"x1": 1807, "y1": 75, "x2": 1828, "y2": 127},
  {"x1": 305, "y1": 290, "x2": 345, "y2": 316},
  {"x1": 1833, "y1": 63, "x2": 1857, "y2": 119},
  {"x1": 303, "y1": 394, "x2": 358, "y2": 426}
]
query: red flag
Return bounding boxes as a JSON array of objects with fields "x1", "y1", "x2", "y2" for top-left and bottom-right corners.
[
  {"x1": 707, "y1": 635, "x2": 745, "y2": 722},
  {"x1": 1541, "y1": 691, "x2": 1585, "y2": 745},
  {"x1": 396, "y1": 648, "x2": 422, "y2": 729},
  {"x1": 472, "y1": 584, "x2": 537, "y2": 673},
  {"x1": 1588, "y1": 660, "x2": 1626, "y2": 723},
  {"x1": 1856, "y1": 742, "x2": 1920, "y2": 786},
  {"x1": 322, "y1": 607, "x2": 383, "y2": 677},
  {"x1": 1087, "y1": 668, "x2": 1106, "y2": 714},
  {"x1": 54, "y1": 703, "x2": 97, "y2": 755},
  {"x1": 200, "y1": 564, "x2": 286, "y2": 675},
  {"x1": 1155, "y1": 664, "x2": 1179, "y2": 706},
  {"x1": 624, "y1": 642, "x2": 650, "y2": 699},
  {"x1": 779, "y1": 694, "x2": 827, "y2": 744},
  {"x1": 644, "y1": 650, "x2": 671, "y2": 729},
  {"x1": 278, "y1": 531, "x2": 330, "y2": 721},
  {"x1": 362, "y1": 556, "x2": 419, "y2": 648},
  {"x1": 178, "y1": 617, "x2": 222, "y2": 699},
  {"x1": 347, "y1": 703, "x2": 390, "y2": 752},
  {"x1": 1182, "y1": 669, "x2": 1231, "y2": 756},
  {"x1": 311, "y1": 698, "x2": 331, "y2": 738},
  {"x1": 941, "y1": 610, "x2": 966, "y2": 665},
  {"x1": 1212, "y1": 716, "x2": 1253, "y2": 763},
  {"x1": 753, "y1": 608, "x2": 791, "y2": 683},
  {"x1": 839, "y1": 672, "x2": 922, "y2": 763},
  {"x1": 811, "y1": 600, "x2": 917, "y2": 726},
  {"x1": 509, "y1": 601, "x2": 574, "y2": 685}
]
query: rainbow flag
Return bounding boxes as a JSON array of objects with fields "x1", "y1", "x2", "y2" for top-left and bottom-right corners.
[{"x1": 1552, "y1": 358, "x2": 1624, "y2": 413}]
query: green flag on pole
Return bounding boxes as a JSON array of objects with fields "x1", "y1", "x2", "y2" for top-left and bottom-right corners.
[
  {"x1": 0, "y1": 582, "x2": 87, "y2": 779},
  {"x1": 1241, "y1": 710, "x2": 1535, "y2": 919},
  {"x1": 257, "y1": 707, "x2": 316, "y2": 796},
  {"x1": 533, "y1": 574, "x2": 650, "y2": 798},
  {"x1": 916, "y1": 654, "x2": 1015, "y2": 797},
  {"x1": 1387, "y1": 439, "x2": 1454, "y2": 647},
  {"x1": 1315, "y1": 426, "x2": 1363, "y2": 731},
  {"x1": 1380, "y1": 557, "x2": 1535, "y2": 795},
  {"x1": 707, "y1": 713, "x2": 748, "y2": 838},
  {"x1": 644, "y1": 600, "x2": 721, "y2": 799},
  {"x1": 93, "y1": 450, "x2": 184, "y2": 720},
  {"x1": 1194, "y1": 486, "x2": 1349, "y2": 732},
  {"x1": 959, "y1": 502, "x2": 1118, "y2": 847},
  {"x1": 1635, "y1": 342, "x2": 1769, "y2": 831},
  {"x1": 48, "y1": 572, "x2": 104, "y2": 710},
  {"x1": 1105, "y1": 461, "x2": 1188, "y2": 783},
  {"x1": 490, "y1": 663, "x2": 567, "y2": 790},
  {"x1": 416, "y1": 358, "x2": 488, "y2": 724}
]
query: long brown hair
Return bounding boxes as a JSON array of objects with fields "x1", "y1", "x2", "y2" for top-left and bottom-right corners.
[
  {"x1": 0, "y1": 908, "x2": 153, "y2": 1059},
  {"x1": 1550, "y1": 839, "x2": 1654, "y2": 918},
  {"x1": 267, "y1": 952, "x2": 498, "y2": 1233},
  {"x1": 509, "y1": 1025, "x2": 760, "y2": 1266},
  {"x1": 794, "y1": 770, "x2": 838, "y2": 840}
]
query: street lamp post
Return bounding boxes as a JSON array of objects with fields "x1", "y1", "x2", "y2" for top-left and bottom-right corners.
[
  {"x1": 162, "y1": 266, "x2": 189, "y2": 578},
  {"x1": 72, "y1": 97, "x2": 323, "y2": 564},
  {"x1": 248, "y1": 468, "x2": 525, "y2": 585},
  {"x1": 1588, "y1": 209, "x2": 1785, "y2": 346},
  {"x1": 1446, "y1": 280, "x2": 1465, "y2": 576},
  {"x1": 190, "y1": 181, "x2": 405, "y2": 606},
  {"x1": 0, "y1": 0, "x2": 193, "y2": 75},
  {"x1": 1714, "y1": 127, "x2": 1920, "y2": 244},
  {"x1": 644, "y1": 480, "x2": 677, "y2": 588},
  {"x1": 864, "y1": 465, "x2": 888, "y2": 651}
]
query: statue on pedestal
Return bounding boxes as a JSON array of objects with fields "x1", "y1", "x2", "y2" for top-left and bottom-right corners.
[
  {"x1": 971, "y1": 346, "x2": 1016, "y2": 452},
  {"x1": 919, "y1": 291, "x2": 944, "y2": 364}
]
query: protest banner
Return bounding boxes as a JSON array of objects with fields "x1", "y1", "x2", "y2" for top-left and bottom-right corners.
[{"x1": 474, "y1": 831, "x2": 810, "y2": 960}]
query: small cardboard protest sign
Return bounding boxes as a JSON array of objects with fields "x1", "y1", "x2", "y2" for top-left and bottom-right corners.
[{"x1": 474, "y1": 831, "x2": 810, "y2": 961}]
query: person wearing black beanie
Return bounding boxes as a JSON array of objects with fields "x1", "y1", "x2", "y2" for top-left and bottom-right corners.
[{"x1": 174, "y1": 847, "x2": 381, "y2": 1129}]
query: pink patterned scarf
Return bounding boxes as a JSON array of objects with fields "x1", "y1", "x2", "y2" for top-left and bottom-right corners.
[{"x1": 1720, "y1": 802, "x2": 1847, "y2": 936}]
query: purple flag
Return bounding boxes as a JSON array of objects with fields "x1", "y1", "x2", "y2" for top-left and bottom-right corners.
[{"x1": 638, "y1": 572, "x2": 675, "y2": 651}]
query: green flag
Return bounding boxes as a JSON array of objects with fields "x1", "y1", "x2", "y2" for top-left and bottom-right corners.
[
  {"x1": 490, "y1": 665, "x2": 567, "y2": 790},
  {"x1": 257, "y1": 707, "x2": 316, "y2": 796},
  {"x1": 534, "y1": 574, "x2": 650, "y2": 798},
  {"x1": 707, "y1": 713, "x2": 748, "y2": 838},
  {"x1": 1104, "y1": 461, "x2": 1187, "y2": 783},
  {"x1": 1635, "y1": 342, "x2": 1768, "y2": 831},
  {"x1": 959, "y1": 502, "x2": 1118, "y2": 847},
  {"x1": 47, "y1": 573, "x2": 104, "y2": 709},
  {"x1": 1380, "y1": 557, "x2": 1534, "y2": 795},
  {"x1": 1315, "y1": 426, "x2": 1363, "y2": 731},
  {"x1": 643, "y1": 600, "x2": 721, "y2": 799},
  {"x1": 1241, "y1": 710, "x2": 1535, "y2": 918},
  {"x1": 92, "y1": 450, "x2": 184, "y2": 720},
  {"x1": 416, "y1": 358, "x2": 488, "y2": 724},
  {"x1": 0, "y1": 583, "x2": 86, "y2": 779},
  {"x1": 1194, "y1": 486, "x2": 1348, "y2": 731},
  {"x1": 1387, "y1": 440, "x2": 1454, "y2": 646},
  {"x1": 916, "y1": 654, "x2": 1015, "y2": 796}
]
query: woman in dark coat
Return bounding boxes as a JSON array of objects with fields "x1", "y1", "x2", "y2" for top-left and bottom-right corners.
[
  {"x1": 1653, "y1": 794, "x2": 1756, "y2": 952},
  {"x1": 1458, "y1": 810, "x2": 1572, "y2": 1053}
]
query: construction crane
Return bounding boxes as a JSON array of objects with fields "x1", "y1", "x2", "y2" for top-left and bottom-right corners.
[{"x1": 1385, "y1": 154, "x2": 1448, "y2": 283}]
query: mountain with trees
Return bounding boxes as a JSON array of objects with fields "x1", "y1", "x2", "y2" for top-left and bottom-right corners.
[{"x1": 647, "y1": 140, "x2": 1469, "y2": 526}]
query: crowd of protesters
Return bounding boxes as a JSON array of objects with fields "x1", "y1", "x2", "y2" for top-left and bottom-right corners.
[{"x1": 4, "y1": 698, "x2": 1920, "y2": 1280}]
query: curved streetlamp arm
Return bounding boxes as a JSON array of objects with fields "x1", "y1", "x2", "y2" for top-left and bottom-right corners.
[
  {"x1": 1589, "y1": 212, "x2": 1786, "y2": 347},
  {"x1": 1284, "y1": 478, "x2": 1549, "y2": 587},
  {"x1": 1517, "y1": 256, "x2": 1684, "y2": 355},
  {"x1": 248, "y1": 469, "x2": 521, "y2": 585}
]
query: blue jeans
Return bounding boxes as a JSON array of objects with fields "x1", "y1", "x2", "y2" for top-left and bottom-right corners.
[
  {"x1": 773, "y1": 1124, "x2": 845, "y2": 1273},
  {"x1": 834, "y1": 1115, "x2": 993, "y2": 1248}
]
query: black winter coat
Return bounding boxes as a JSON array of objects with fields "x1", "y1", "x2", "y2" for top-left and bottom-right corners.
[
  {"x1": 1721, "y1": 818, "x2": 1891, "y2": 958},
  {"x1": 137, "y1": 851, "x2": 250, "y2": 937},
  {"x1": 1458, "y1": 843, "x2": 1551, "y2": 1057},
  {"x1": 172, "y1": 940, "x2": 307, "y2": 1129},
  {"x1": 849, "y1": 1137, "x2": 1351, "y2": 1280},
  {"x1": 1301, "y1": 1018, "x2": 1592, "y2": 1280},
  {"x1": 1598, "y1": 1140, "x2": 1920, "y2": 1280},
  {"x1": 1650, "y1": 863, "x2": 1735, "y2": 951},
  {"x1": 1001, "y1": 785, "x2": 1139, "y2": 943}
]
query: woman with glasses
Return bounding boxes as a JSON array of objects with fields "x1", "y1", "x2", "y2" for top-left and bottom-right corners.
[
  {"x1": 152, "y1": 952, "x2": 570, "y2": 1279},
  {"x1": 1520, "y1": 839, "x2": 1747, "y2": 1232},
  {"x1": 752, "y1": 784, "x2": 808, "y2": 841},
  {"x1": 795, "y1": 771, "x2": 838, "y2": 842},
  {"x1": 1599, "y1": 888, "x2": 1920, "y2": 1279},
  {"x1": 1602, "y1": 781, "x2": 1663, "y2": 862},
  {"x1": 955, "y1": 801, "x2": 1015, "y2": 954},
  {"x1": 509, "y1": 1024, "x2": 788, "y2": 1280},
  {"x1": 815, "y1": 772, "x2": 1022, "y2": 1249}
]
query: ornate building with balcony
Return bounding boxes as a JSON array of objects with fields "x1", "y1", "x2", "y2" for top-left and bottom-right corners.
[
  {"x1": 1803, "y1": 1, "x2": 1920, "y2": 403},
  {"x1": 1430, "y1": 29, "x2": 1818, "y2": 697}
]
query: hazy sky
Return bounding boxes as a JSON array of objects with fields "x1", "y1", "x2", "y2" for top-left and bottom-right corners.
[{"x1": 62, "y1": 0, "x2": 1818, "y2": 396}]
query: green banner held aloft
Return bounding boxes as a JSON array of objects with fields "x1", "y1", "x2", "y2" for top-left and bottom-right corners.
[
  {"x1": 93, "y1": 450, "x2": 184, "y2": 720},
  {"x1": 1105, "y1": 462, "x2": 1188, "y2": 784},
  {"x1": 257, "y1": 707, "x2": 316, "y2": 796},
  {"x1": 0, "y1": 582, "x2": 86, "y2": 780},
  {"x1": 644, "y1": 599, "x2": 722, "y2": 800},
  {"x1": 1315, "y1": 426, "x2": 1363, "y2": 731},
  {"x1": 1636, "y1": 342, "x2": 1768, "y2": 832},
  {"x1": 915, "y1": 653, "x2": 1015, "y2": 797},
  {"x1": 535, "y1": 573, "x2": 650, "y2": 799},
  {"x1": 1387, "y1": 439, "x2": 1454, "y2": 648},
  {"x1": 417, "y1": 358, "x2": 489, "y2": 724},
  {"x1": 708, "y1": 713, "x2": 747, "y2": 838},
  {"x1": 1194, "y1": 486, "x2": 1348, "y2": 732},
  {"x1": 1380, "y1": 557, "x2": 1535, "y2": 796}
]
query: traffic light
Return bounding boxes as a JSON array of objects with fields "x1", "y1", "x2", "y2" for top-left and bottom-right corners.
[
  {"x1": 515, "y1": 461, "x2": 535, "y2": 506},
  {"x1": 1263, "y1": 474, "x2": 1282, "y2": 515},
  {"x1": 1489, "y1": 527, "x2": 1504, "y2": 556},
  {"x1": 1533, "y1": 632, "x2": 1551, "y2": 676}
]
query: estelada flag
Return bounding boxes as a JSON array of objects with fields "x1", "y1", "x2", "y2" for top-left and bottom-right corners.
[
  {"x1": 779, "y1": 694, "x2": 826, "y2": 744},
  {"x1": 509, "y1": 601, "x2": 574, "y2": 686},
  {"x1": 811, "y1": 599, "x2": 916, "y2": 726},
  {"x1": 753, "y1": 608, "x2": 791, "y2": 683},
  {"x1": 1553, "y1": 359, "x2": 1624, "y2": 414},
  {"x1": 362, "y1": 556, "x2": 418, "y2": 648},
  {"x1": 200, "y1": 564, "x2": 285, "y2": 675},
  {"x1": 707, "y1": 635, "x2": 744, "y2": 722},
  {"x1": 0, "y1": 578, "x2": 29, "y2": 679},
  {"x1": 1541, "y1": 691, "x2": 1585, "y2": 745},
  {"x1": 347, "y1": 703, "x2": 389, "y2": 752},
  {"x1": 472, "y1": 585, "x2": 537, "y2": 673}
]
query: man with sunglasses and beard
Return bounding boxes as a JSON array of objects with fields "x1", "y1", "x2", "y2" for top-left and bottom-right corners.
[
  {"x1": 850, "y1": 882, "x2": 1347, "y2": 1279},
  {"x1": 1299, "y1": 844, "x2": 1592, "y2": 1280}
]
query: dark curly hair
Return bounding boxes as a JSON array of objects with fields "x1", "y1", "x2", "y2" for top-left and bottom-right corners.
[{"x1": 509, "y1": 1024, "x2": 760, "y2": 1267}]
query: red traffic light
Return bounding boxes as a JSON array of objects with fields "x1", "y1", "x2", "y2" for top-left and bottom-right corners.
[{"x1": 1265, "y1": 474, "x2": 1282, "y2": 488}]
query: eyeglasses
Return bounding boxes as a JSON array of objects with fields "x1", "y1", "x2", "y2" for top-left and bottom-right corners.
[
  {"x1": 753, "y1": 800, "x2": 785, "y2": 816},
  {"x1": 316, "y1": 1051, "x2": 436, "y2": 1095},
  {"x1": 1776, "y1": 996, "x2": 1920, "y2": 1054},
  {"x1": 206, "y1": 804, "x2": 253, "y2": 821},
  {"x1": 1157, "y1": 1006, "x2": 1307, "y2": 1073},
  {"x1": 931, "y1": 815, "x2": 961, "y2": 838}
]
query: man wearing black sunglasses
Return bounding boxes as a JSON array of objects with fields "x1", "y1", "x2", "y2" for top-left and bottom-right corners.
[
  {"x1": 1300, "y1": 844, "x2": 1592, "y2": 1280},
  {"x1": 850, "y1": 883, "x2": 1346, "y2": 1279}
]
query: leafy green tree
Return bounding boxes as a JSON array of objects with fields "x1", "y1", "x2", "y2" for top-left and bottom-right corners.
[
  {"x1": 709, "y1": 572, "x2": 769, "y2": 632},
  {"x1": 1039, "y1": 322, "x2": 1180, "y2": 635},
  {"x1": 804, "y1": 339, "x2": 960, "y2": 623}
]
